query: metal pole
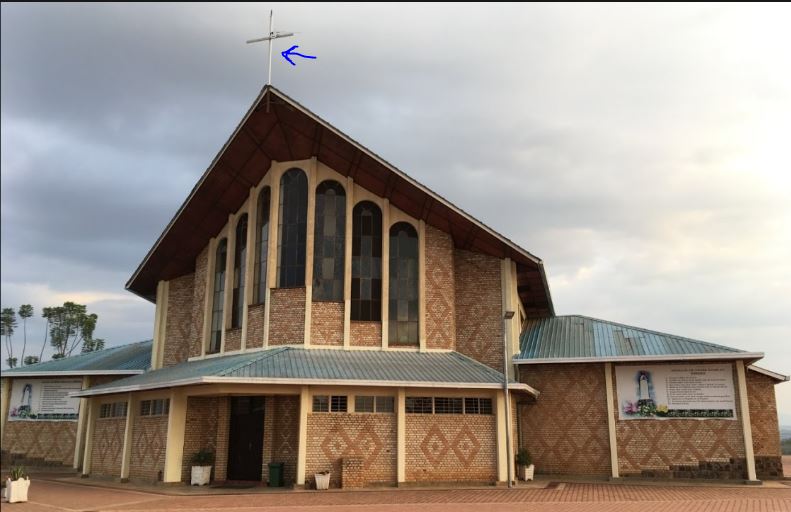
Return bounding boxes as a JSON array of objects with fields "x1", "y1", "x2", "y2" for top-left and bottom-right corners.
[
  {"x1": 503, "y1": 312, "x2": 514, "y2": 488},
  {"x1": 267, "y1": 10, "x2": 274, "y2": 86}
]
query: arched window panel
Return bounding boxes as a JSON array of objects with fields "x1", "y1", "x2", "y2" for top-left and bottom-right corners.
[
  {"x1": 209, "y1": 238, "x2": 228, "y2": 354},
  {"x1": 351, "y1": 201, "x2": 382, "y2": 321},
  {"x1": 253, "y1": 187, "x2": 271, "y2": 304},
  {"x1": 313, "y1": 180, "x2": 346, "y2": 301},
  {"x1": 231, "y1": 214, "x2": 248, "y2": 329},
  {"x1": 388, "y1": 222, "x2": 419, "y2": 345},
  {"x1": 277, "y1": 169, "x2": 308, "y2": 288}
]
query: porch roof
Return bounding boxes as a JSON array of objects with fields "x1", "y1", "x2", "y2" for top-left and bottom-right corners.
[
  {"x1": 71, "y1": 347, "x2": 538, "y2": 397},
  {"x1": 3, "y1": 340, "x2": 152, "y2": 377}
]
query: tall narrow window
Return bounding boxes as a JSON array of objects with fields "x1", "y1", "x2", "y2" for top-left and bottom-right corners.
[
  {"x1": 278, "y1": 169, "x2": 308, "y2": 287},
  {"x1": 351, "y1": 201, "x2": 382, "y2": 321},
  {"x1": 253, "y1": 187, "x2": 271, "y2": 304},
  {"x1": 313, "y1": 180, "x2": 346, "y2": 301},
  {"x1": 389, "y1": 222, "x2": 418, "y2": 345},
  {"x1": 231, "y1": 214, "x2": 248, "y2": 329},
  {"x1": 209, "y1": 238, "x2": 227, "y2": 353}
]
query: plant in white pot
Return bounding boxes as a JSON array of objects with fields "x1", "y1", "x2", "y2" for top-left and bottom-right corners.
[
  {"x1": 190, "y1": 450, "x2": 214, "y2": 486},
  {"x1": 314, "y1": 470, "x2": 330, "y2": 490},
  {"x1": 516, "y1": 449, "x2": 534, "y2": 481},
  {"x1": 5, "y1": 467, "x2": 30, "y2": 503}
]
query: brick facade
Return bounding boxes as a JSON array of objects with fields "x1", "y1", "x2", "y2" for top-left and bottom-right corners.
[
  {"x1": 164, "y1": 273, "x2": 195, "y2": 367},
  {"x1": 91, "y1": 417, "x2": 125, "y2": 477},
  {"x1": 129, "y1": 414, "x2": 168, "y2": 482},
  {"x1": 350, "y1": 321, "x2": 381, "y2": 347},
  {"x1": 2, "y1": 420, "x2": 77, "y2": 466},
  {"x1": 269, "y1": 288, "x2": 306, "y2": 345},
  {"x1": 311, "y1": 302, "x2": 345, "y2": 346},
  {"x1": 214, "y1": 397, "x2": 230, "y2": 481},
  {"x1": 746, "y1": 370, "x2": 783, "y2": 479},
  {"x1": 405, "y1": 414, "x2": 497, "y2": 483},
  {"x1": 190, "y1": 246, "x2": 209, "y2": 358},
  {"x1": 424, "y1": 226, "x2": 455, "y2": 350},
  {"x1": 246, "y1": 303, "x2": 266, "y2": 349},
  {"x1": 518, "y1": 363, "x2": 612, "y2": 476},
  {"x1": 181, "y1": 397, "x2": 219, "y2": 482},
  {"x1": 224, "y1": 328, "x2": 242, "y2": 352},
  {"x1": 454, "y1": 249, "x2": 503, "y2": 372},
  {"x1": 306, "y1": 412, "x2": 396, "y2": 488},
  {"x1": 270, "y1": 395, "x2": 299, "y2": 485}
]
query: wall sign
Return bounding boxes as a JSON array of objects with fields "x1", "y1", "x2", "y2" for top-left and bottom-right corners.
[
  {"x1": 615, "y1": 364, "x2": 736, "y2": 420},
  {"x1": 7, "y1": 379, "x2": 83, "y2": 421}
]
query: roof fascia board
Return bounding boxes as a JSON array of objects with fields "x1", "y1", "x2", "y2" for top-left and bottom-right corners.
[
  {"x1": 747, "y1": 365, "x2": 790, "y2": 382},
  {"x1": 5, "y1": 370, "x2": 145, "y2": 378},
  {"x1": 514, "y1": 352, "x2": 764, "y2": 365}
]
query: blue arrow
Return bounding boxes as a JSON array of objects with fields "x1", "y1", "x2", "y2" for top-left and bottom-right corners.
[{"x1": 281, "y1": 45, "x2": 317, "y2": 66}]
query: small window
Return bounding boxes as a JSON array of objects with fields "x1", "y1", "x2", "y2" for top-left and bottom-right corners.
[
  {"x1": 464, "y1": 397, "x2": 493, "y2": 415},
  {"x1": 375, "y1": 396, "x2": 395, "y2": 413},
  {"x1": 140, "y1": 399, "x2": 169, "y2": 417},
  {"x1": 355, "y1": 396, "x2": 374, "y2": 413},
  {"x1": 99, "y1": 401, "x2": 127, "y2": 419},
  {"x1": 99, "y1": 403, "x2": 111, "y2": 418},
  {"x1": 313, "y1": 395, "x2": 347, "y2": 413},
  {"x1": 330, "y1": 395, "x2": 348, "y2": 413},
  {"x1": 405, "y1": 397, "x2": 433, "y2": 414},
  {"x1": 434, "y1": 397, "x2": 463, "y2": 414},
  {"x1": 312, "y1": 396, "x2": 329, "y2": 413}
]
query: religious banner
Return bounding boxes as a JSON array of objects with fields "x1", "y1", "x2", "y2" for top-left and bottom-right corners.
[
  {"x1": 7, "y1": 379, "x2": 83, "y2": 421},
  {"x1": 615, "y1": 364, "x2": 736, "y2": 420}
]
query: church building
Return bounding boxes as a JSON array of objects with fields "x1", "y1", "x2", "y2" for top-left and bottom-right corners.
[{"x1": 69, "y1": 86, "x2": 786, "y2": 487}]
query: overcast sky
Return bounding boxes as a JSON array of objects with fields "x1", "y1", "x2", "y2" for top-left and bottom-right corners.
[{"x1": 2, "y1": 3, "x2": 790, "y2": 421}]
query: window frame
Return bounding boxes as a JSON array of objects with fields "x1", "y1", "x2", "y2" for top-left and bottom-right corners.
[{"x1": 312, "y1": 180, "x2": 346, "y2": 302}]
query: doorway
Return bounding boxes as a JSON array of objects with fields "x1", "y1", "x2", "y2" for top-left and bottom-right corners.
[{"x1": 227, "y1": 396, "x2": 265, "y2": 481}]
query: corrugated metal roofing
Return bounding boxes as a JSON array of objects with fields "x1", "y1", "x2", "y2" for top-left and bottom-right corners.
[
  {"x1": 79, "y1": 347, "x2": 511, "y2": 395},
  {"x1": 517, "y1": 315, "x2": 748, "y2": 361},
  {"x1": 3, "y1": 340, "x2": 152, "y2": 374}
]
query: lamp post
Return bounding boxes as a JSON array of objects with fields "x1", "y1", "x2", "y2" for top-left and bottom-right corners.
[{"x1": 503, "y1": 310, "x2": 515, "y2": 488}]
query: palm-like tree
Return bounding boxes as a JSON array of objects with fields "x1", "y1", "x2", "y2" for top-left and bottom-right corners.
[
  {"x1": 18, "y1": 304, "x2": 33, "y2": 365},
  {"x1": 1, "y1": 308, "x2": 18, "y2": 368}
]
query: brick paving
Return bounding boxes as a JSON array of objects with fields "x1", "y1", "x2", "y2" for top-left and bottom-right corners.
[{"x1": 7, "y1": 478, "x2": 791, "y2": 512}]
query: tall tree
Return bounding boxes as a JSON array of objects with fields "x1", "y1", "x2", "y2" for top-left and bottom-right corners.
[
  {"x1": 23, "y1": 355, "x2": 39, "y2": 366},
  {"x1": 48, "y1": 302, "x2": 101, "y2": 358},
  {"x1": 38, "y1": 307, "x2": 54, "y2": 361},
  {"x1": 18, "y1": 304, "x2": 33, "y2": 365},
  {"x1": 1, "y1": 308, "x2": 18, "y2": 368}
]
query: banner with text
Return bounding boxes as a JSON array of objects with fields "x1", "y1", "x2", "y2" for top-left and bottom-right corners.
[
  {"x1": 615, "y1": 364, "x2": 736, "y2": 420},
  {"x1": 7, "y1": 379, "x2": 82, "y2": 421}
]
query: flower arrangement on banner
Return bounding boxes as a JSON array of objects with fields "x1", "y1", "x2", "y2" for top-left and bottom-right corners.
[
  {"x1": 622, "y1": 401, "x2": 669, "y2": 417},
  {"x1": 8, "y1": 407, "x2": 38, "y2": 419}
]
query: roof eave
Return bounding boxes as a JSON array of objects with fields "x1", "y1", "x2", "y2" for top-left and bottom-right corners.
[
  {"x1": 3, "y1": 370, "x2": 145, "y2": 378},
  {"x1": 747, "y1": 364, "x2": 790, "y2": 383},
  {"x1": 514, "y1": 352, "x2": 764, "y2": 365}
]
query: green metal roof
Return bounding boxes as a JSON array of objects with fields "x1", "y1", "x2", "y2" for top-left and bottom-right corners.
[
  {"x1": 73, "y1": 347, "x2": 535, "y2": 397},
  {"x1": 517, "y1": 315, "x2": 761, "y2": 363},
  {"x1": 3, "y1": 340, "x2": 152, "y2": 376}
]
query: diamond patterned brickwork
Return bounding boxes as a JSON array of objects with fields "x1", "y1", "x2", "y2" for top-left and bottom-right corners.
[
  {"x1": 454, "y1": 249, "x2": 503, "y2": 372},
  {"x1": 246, "y1": 303, "x2": 266, "y2": 349},
  {"x1": 164, "y1": 273, "x2": 195, "y2": 367},
  {"x1": 2, "y1": 420, "x2": 77, "y2": 467},
  {"x1": 189, "y1": 246, "x2": 209, "y2": 358},
  {"x1": 311, "y1": 302, "x2": 344, "y2": 346},
  {"x1": 224, "y1": 328, "x2": 242, "y2": 352},
  {"x1": 350, "y1": 321, "x2": 381, "y2": 347},
  {"x1": 129, "y1": 415, "x2": 168, "y2": 482},
  {"x1": 306, "y1": 412, "x2": 396, "y2": 488},
  {"x1": 747, "y1": 370, "x2": 783, "y2": 479},
  {"x1": 424, "y1": 226, "x2": 455, "y2": 350},
  {"x1": 272, "y1": 395, "x2": 299, "y2": 485},
  {"x1": 214, "y1": 397, "x2": 230, "y2": 481},
  {"x1": 405, "y1": 414, "x2": 496, "y2": 483},
  {"x1": 91, "y1": 417, "x2": 125, "y2": 477},
  {"x1": 181, "y1": 397, "x2": 219, "y2": 482},
  {"x1": 519, "y1": 363, "x2": 612, "y2": 476},
  {"x1": 612, "y1": 362, "x2": 746, "y2": 478},
  {"x1": 269, "y1": 288, "x2": 306, "y2": 345}
]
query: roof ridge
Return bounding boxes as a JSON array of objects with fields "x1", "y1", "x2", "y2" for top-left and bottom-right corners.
[
  {"x1": 553, "y1": 315, "x2": 744, "y2": 353},
  {"x1": 216, "y1": 346, "x2": 289, "y2": 377},
  {"x1": 7, "y1": 339, "x2": 153, "y2": 371}
]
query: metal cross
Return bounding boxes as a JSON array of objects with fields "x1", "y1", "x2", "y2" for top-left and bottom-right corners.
[{"x1": 246, "y1": 10, "x2": 294, "y2": 86}]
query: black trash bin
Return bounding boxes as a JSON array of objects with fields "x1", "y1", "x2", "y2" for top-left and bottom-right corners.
[{"x1": 268, "y1": 462, "x2": 285, "y2": 487}]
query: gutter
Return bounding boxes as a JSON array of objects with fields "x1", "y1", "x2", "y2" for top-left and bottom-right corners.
[
  {"x1": 3, "y1": 370, "x2": 145, "y2": 377},
  {"x1": 514, "y1": 352, "x2": 764, "y2": 365}
]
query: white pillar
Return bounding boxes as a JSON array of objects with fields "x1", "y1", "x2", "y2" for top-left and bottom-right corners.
[
  {"x1": 296, "y1": 386, "x2": 310, "y2": 486},
  {"x1": 604, "y1": 362, "x2": 620, "y2": 478},
  {"x1": 736, "y1": 360, "x2": 758, "y2": 481},
  {"x1": 120, "y1": 393, "x2": 137, "y2": 481},
  {"x1": 163, "y1": 389, "x2": 187, "y2": 483},
  {"x1": 397, "y1": 388, "x2": 406, "y2": 484},
  {"x1": 81, "y1": 398, "x2": 99, "y2": 476}
]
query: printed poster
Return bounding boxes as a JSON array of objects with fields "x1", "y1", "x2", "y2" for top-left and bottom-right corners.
[{"x1": 7, "y1": 379, "x2": 83, "y2": 421}]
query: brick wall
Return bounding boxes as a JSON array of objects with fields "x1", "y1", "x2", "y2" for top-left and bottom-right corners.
[
  {"x1": 351, "y1": 321, "x2": 381, "y2": 347},
  {"x1": 454, "y1": 249, "x2": 503, "y2": 372},
  {"x1": 91, "y1": 417, "x2": 125, "y2": 477},
  {"x1": 247, "y1": 303, "x2": 266, "y2": 349},
  {"x1": 424, "y1": 226, "x2": 455, "y2": 350},
  {"x1": 214, "y1": 397, "x2": 230, "y2": 481},
  {"x1": 269, "y1": 288, "x2": 306, "y2": 345},
  {"x1": 129, "y1": 415, "x2": 168, "y2": 482},
  {"x1": 181, "y1": 397, "x2": 219, "y2": 482},
  {"x1": 306, "y1": 412, "x2": 396, "y2": 488},
  {"x1": 164, "y1": 273, "x2": 195, "y2": 367},
  {"x1": 311, "y1": 302, "x2": 344, "y2": 346},
  {"x1": 224, "y1": 328, "x2": 242, "y2": 352},
  {"x1": 270, "y1": 395, "x2": 299, "y2": 485},
  {"x1": 405, "y1": 414, "x2": 496, "y2": 483},
  {"x1": 2, "y1": 420, "x2": 77, "y2": 466},
  {"x1": 518, "y1": 363, "x2": 612, "y2": 476},
  {"x1": 747, "y1": 370, "x2": 783, "y2": 479},
  {"x1": 190, "y1": 247, "x2": 209, "y2": 358}
]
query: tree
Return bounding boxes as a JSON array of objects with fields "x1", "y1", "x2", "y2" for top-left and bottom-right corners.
[
  {"x1": 1, "y1": 308, "x2": 17, "y2": 368},
  {"x1": 18, "y1": 304, "x2": 33, "y2": 365},
  {"x1": 82, "y1": 338, "x2": 105, "y2": 353},
  {"x1": 23, "y1": 355, "x2": 39, "y2": 366},
  {"x1": 38, "y1": 307, "x2": 54, "y2": 361},
  {"x1": 48, "y1": 302, "x2": 101, "y2": 358}
]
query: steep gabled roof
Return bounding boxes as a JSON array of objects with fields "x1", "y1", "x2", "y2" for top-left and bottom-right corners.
[
  {"x1": 126, "y1": 86, "x2": 553, "y2": 317},
  {"x1": 516, "y1": 315, "x2": 763, "y2": 363},
  {"x1": 2, "y1": 340, "x2": 152, "y2": 376}
]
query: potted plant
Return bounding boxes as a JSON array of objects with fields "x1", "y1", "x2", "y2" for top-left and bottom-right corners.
[
  {"x1": 190, "y1": 450, "x2": 214, "y2": 486},
  {"x1": 314, "y1": 470, "x2": 330, "y2": 490},
  {"x1": 515, "y1": 449, "x2": 534, "y2": 481},
  {"x1": 5, "y1": 467, "x2": 30, "y2": 503}
]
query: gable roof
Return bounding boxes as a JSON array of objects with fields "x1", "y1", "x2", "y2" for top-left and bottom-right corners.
[
  {"x1": 72, "y1": 346, "x2": 537, "y2": 397},
  {"x1": 516, "y1": 315, "x2": 763, "y2": 364},
  {"x1": 126, "y1": 86, "x2": 553, "y2": 317},
  {"x1": 2, "y1": 340, "x2": 152, "y2": 377}
]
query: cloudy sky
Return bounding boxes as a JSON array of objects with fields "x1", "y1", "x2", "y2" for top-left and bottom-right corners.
[{"x1": 2, "y1": 4, "x2": 790, "y2": 420}]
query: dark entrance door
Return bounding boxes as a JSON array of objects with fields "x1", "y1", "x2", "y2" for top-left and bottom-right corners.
[{"x1": 227, "y1": 396, "x2": 265, "y2": 481}]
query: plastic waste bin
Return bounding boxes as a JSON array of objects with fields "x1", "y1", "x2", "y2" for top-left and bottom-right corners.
[{"x1": 268, "y1": 462, "x2": 285, "y2": 487}]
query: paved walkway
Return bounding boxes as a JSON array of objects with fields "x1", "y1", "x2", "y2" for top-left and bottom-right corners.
[{"x1": 6, "y1": 477, "x2": 791, "y2": 512}]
